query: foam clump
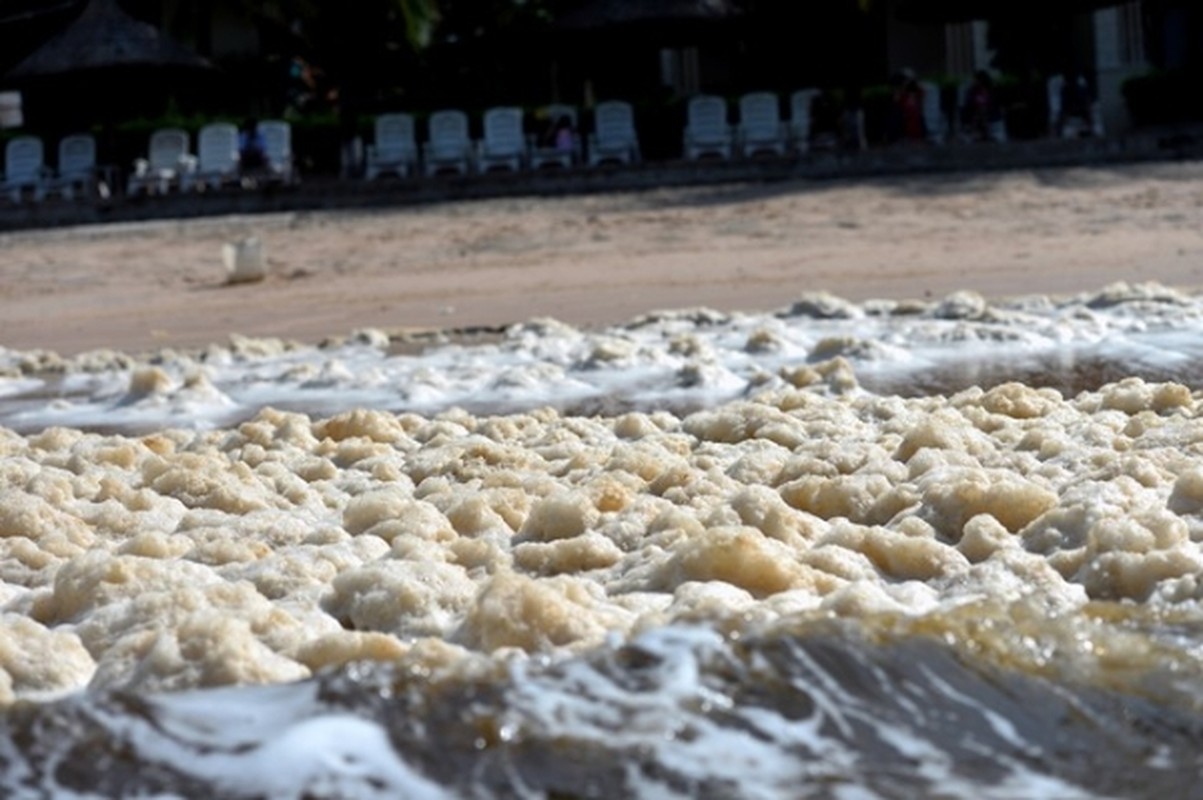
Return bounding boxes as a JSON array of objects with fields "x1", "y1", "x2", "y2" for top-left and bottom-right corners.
[
  {"x1": 1, "y1": 376, "x2": 1202, "y2": 702},
  {"x1": 0, "y1": 615, "x2": 94, "y2": 702},
  {"x1": 1085, "y1": 280, "x2": 1190, "y2": 308},
  {"x1": 784, "y1": 292, "x2": 861, "y2": 319},
  {"x1": 932, "y1": 290, "x2": 987, "y2": 320}
]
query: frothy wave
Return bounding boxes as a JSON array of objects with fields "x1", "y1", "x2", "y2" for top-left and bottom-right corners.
[
  {"x1": 3, "y1": 617, "x2": 1200, "y2": 798},
  {"x1": 2, "y1": 281, "x2": 1202, "y2": 433}
]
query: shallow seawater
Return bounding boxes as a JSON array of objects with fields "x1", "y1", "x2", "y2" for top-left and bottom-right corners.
[
  {"x1": 6, "y1": 611, "x2": 1203, "y2": 798},
  {"x1": 5, "y1": 282, "x2": 1203, "y2": 798},
  {"x1": 866, "y1": 351, "x2": 1203, "y2": 399}
]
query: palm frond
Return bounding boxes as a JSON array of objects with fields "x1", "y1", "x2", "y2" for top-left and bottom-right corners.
[{"x1": 397, "y1": 0, "x2": 439, "y2": 49}]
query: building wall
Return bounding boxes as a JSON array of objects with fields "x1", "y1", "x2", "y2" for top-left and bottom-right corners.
[
  {"x1": 159, "y1": 0, "x2": 257, "y2": 59},
  {"x1": 944, "y1": 21, "x2": 992, "y2": 77},
  {"x1": 886, "y1": 11, "x2": 991, "y2": 82},
  {"x1": 886, "y1": 15, "x2": 947, "y2": 78},
  {"x1": 1092, "y1": 2, "x2": 1147, "y2": 134}
]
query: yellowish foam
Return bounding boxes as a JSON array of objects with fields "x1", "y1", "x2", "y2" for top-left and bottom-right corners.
[{"x1": 1, "y1": 376, "x2": 1202, "y2": 702}]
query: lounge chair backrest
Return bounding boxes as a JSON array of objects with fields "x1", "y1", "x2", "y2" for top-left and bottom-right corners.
[
  {"x1": 197, "y1": 123, "x2": 238, "y2": 173},
  {"x1": 427, "y1": 109, "x2": 470, "y2": 157},
  {"x1": 374, "y1": 113, "x2": 416, "y2": 156},
  {"x1": 739, "y1": 92, "x2": 781, "y2": 138},
  {"x1": 483, "y1": 106, "x2": 525, "y2": 157},
  {"x1": 57, "y1": 134, "x2": 96, "y2": 179},
  {"x1": 257, "y1": 120, "x2": 292, "y2": 165},
  {"x1": 5, "y1": 136, "x2": 43, "y2": 182},
  {"x1": 148, "y1": 128, "x2": 189, "y2": 173},
  {"x1": 692, "y1": 96, "x2": 726, "y2": 134},
  {"x1": 687, "y1": 95, "x2": 729, "y2": 141},
  {"x1": 790, "y1": 89, "x2": 819, "y2": 127},
  {"x1": 594, "y1": 100, "x2": 635, "y2": 147}
]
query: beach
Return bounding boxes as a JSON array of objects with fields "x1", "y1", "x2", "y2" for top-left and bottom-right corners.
[
  {"x1": 5, "y1": 161, "x2": 1203, "y2": 797},
  {"x1": 3, "y1": 160, "x2": 1203, "y2": 356}
]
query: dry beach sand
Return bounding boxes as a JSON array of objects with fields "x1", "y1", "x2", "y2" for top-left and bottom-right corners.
[{"x1": 3, "y1": 160, "x2": 1203, "y2": 356}]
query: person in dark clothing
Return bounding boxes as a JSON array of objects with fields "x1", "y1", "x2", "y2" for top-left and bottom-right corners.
[
  {"x1": 961, "y1": 70, "x2": 1001, "y2": 142},
  {"x1": 239, "y1": 118, "x2": 267, "y2": 174},
  {"x1": 810, "y1": 89, "x2": 842, "y2": 150}
]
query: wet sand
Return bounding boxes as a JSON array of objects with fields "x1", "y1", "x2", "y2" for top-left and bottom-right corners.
[{"x1": 3, "y1": 160, "x2": 1203, "y2": 356}]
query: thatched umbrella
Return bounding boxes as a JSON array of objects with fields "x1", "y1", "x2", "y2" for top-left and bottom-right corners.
[
  {"x1": 5, "y1": 0, "x2": 216, "y2": 130},
  {"x1": 7, "y1": 0, "x2": 210, "y2": 79}
]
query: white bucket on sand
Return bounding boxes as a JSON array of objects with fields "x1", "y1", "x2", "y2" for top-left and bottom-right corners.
[{"x1": 223, "y1": 237, "x2": 267, "y2": 284}]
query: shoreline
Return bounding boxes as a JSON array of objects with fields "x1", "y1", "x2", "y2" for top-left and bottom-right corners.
[{"x1": 4, "y1": 157, "x2": 1203, "y2": 357}]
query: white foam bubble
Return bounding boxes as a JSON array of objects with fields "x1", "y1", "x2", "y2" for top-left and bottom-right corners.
[
  {"x1": 110, "y1": 682, "x2": 450, "y2": 798},
  {"x1": 4, "y1": 283, "x2": 1203, "y2": 434}
]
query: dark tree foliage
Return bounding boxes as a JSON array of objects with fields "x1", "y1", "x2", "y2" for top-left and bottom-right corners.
[{"x1": 737, "y1": 0, "x2": 886, "y2": 92}]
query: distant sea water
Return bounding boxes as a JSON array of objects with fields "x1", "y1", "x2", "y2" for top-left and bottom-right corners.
[{"x1": 2, "y1": 281, "x2": 1203, "y2": 798}]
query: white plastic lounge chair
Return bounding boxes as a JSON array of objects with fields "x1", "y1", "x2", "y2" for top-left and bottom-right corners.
[
  {"x1": 530, "y1": 103, "x2": 581, "y2": 169},
  {"x1": 587, "y1": 100, "x2": 641, "y2": 166},
  {"x1": 477, "y1": 106, "x2": 527, "y2": 173},
  {"x1": 789, "y1": 88, "x2": 820, "y2": 152},
  {"x1": 365, "y1": 113, "x2": 418, "y2": 180},
  {"x1": 423, "y1": 109, "x2": 473, "y2": 177},
  {"x1": 257, "y1": 119, "x2": 297, "y2": 184},
  {"x1": 1047, "y1": 74, "x2": 1104, "y2": 138},
  {"x1": 54, "y1": 133, "x2": 97, "y2": 200},
  {"x1": 127, "y1": 128, "x2": 195, "y2": 195},
  {"x1": 920, "y1": 81, "x2": 946, "y2": 144},
  {"x1": 683, "y1": 94, "x2": 734, "y2": 161},
  {"x1": 187, "y1": 122, "x2": 239, "y2": 191},
  {"x1": 2, "y1": 135, "x2": 48, "y2": 202},
  {"x1": 737, "y1": 91, "x2": 787, "y2": 158}
]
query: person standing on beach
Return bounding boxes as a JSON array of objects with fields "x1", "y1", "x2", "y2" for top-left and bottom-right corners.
[
  {"x1": 238, "y1": 118, "x2": 267, "y2": 183},
  {"x1": 961, "y1": 70, "x2": 1001, "y2": 141},
  {"x1": 891, "y1": 71, "x2": 926, "y2": 143},
  {"x1": 553, "y1": 116, "x2": 575, "y2": 153}
]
